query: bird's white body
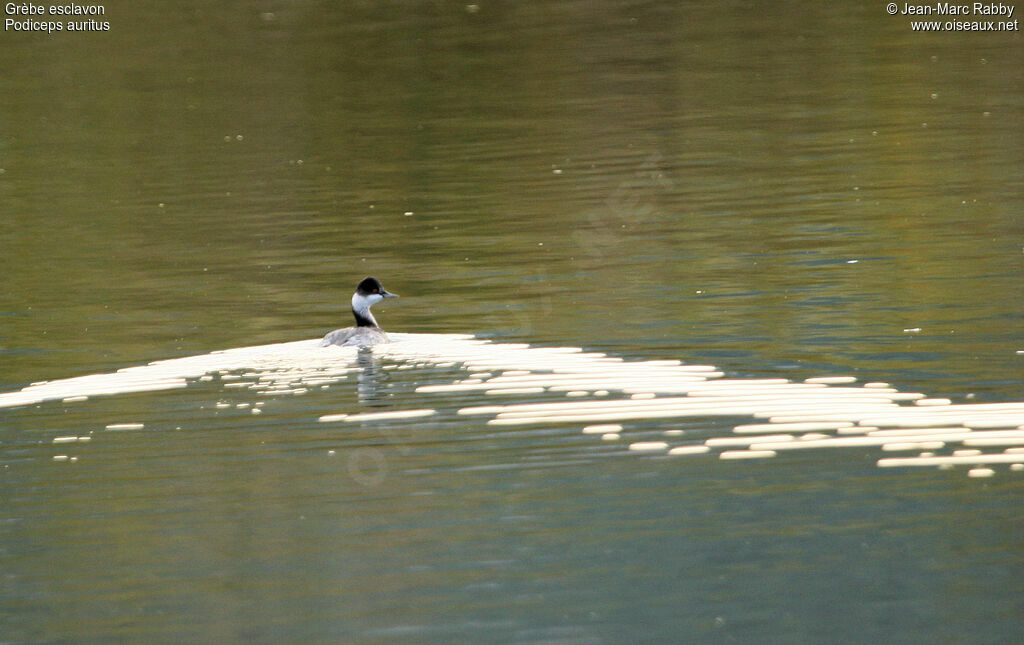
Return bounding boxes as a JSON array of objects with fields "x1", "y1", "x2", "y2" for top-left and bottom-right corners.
[{"x1": 320, "y1": 325, "x2": 390, "y2": 347}]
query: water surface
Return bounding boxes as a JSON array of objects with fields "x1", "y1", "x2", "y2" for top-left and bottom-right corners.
[{"x1": 1, "y1": 1, "x2": 1022, "y2": 643}]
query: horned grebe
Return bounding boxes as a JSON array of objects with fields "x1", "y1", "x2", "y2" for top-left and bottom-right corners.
[{"x1": 320, "y1": 277, "x2": 398, "y2": 347}]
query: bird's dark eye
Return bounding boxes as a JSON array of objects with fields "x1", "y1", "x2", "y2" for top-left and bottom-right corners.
[{"x1": 372, "y1": 288, "x2": 379, "y2": 294}]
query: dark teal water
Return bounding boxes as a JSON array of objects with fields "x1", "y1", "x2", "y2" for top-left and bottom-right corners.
[{"x1": 1, "y1": 2, "x2": 1022, "y2": 643}]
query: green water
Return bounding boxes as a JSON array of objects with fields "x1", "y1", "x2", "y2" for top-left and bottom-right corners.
[{"x1": 1, "y1": 2, "x2": 1022, "y2": 643}]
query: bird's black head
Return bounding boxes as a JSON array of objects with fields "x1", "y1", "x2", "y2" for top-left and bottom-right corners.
[{"x1": 355, "y1": 276, "x2": 397, "y2": 299}]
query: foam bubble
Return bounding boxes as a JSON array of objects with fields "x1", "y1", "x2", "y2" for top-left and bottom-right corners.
[
  {"x1": 628, "y1": 441, "x2": 668, "y2": 452},
  {"x1": 668, "y1": 445, "x2": 711, "y2": 456},
  {"x1": 805, "y1": 376, "x2": 857, "y2": 384},
  {"x1": 106, "y1": 423, "x2": 144, "y2": 431},
  {"x1": 720, "y1": 450, "x2": 777, "y2": 460},
  {"x1": 343, "y1": 409, "x2": 436, "y2": 422},
  {"x1": 582, "y1": 424, "x2": 623, "y2": 435}
]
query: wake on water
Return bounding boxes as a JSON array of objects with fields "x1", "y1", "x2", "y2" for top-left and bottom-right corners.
[{"x1": 3, "y1": 333, "x2": 1023, "y2": 477}]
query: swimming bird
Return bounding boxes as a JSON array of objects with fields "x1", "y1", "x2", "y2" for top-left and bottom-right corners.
[{"x1": 320, "y1": 277, "x2": 398, "y2": 347}]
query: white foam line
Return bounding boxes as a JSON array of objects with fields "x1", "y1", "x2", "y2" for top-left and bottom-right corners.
[
  {"x1": 865, "y1": 427, "x2": 970, "y2": 437},
  {"x1": 485, "y1": 387, "x2": 545, "y2": 396},
  {"x1": 692, "y1": 384, "x2": 901, "y2": 399},
  {"x1": 763, "y1": 414, "x2": 888, "y2": 423},
  {"x1": 106, "y1": 423, "x2": 144, "y2": 431},
  {"x1": 915, "y1": 398, "x2": 952, "y2": 406},
  {"x1": 694, "y1": 378, "x2": 792, "y2": 387},
  {"x1": 967, "y1": 468, "x2": 996, "y2": 478},
  {"x1": 878, "y1": 453, "x2": 1024, "y2": 468},
  {"x1": 582, "y1": 424, "x2": 623, "y2": 434},
  {"x1": 694, "y1": 380, "x2": 826, "y2": 391},
  {"x1": 629, "y1": 442, "x2": 668, "y2": 452},
  {"x1": 301, "y1": 378, "x2": 346, "y2": 387},
  {"x1": 552, "y1": 378, "x2": 712, "y2": 392},
  {"x1": 881, "y1": 441, "x2": 947, "y2": 451},
  {"x1": 0, "y1": 338, "x2": 348, "y2": 409},
  {"x1": 458, "y1": 405, "x2": 511, "y2": 416},
  {"x1": 706, "y1": 434, "x2": 795, "y2": 447},
  {"x1": 484, "y1": 396, "x2": 898, "y2": 419},
  {"x1": 859, "y1": 414, "x2": 1024, "y2": 429},
  {"x1": 385, "y1": 335, "x2": 477, "y2": 346},
  {"x1": 882, "y1": 393, "x2": 927, "y2": 401},
  {"x1": 695, "y1": 397, "x2": 904, "y2": 410},
  {"x1": 482, "y1": 396, "x2": 904, "y2": 426},
  {"x1": 487, "y1": 410, "x2": 697, "y2": 425},
  {"x1": 420, "y1": 372, "x2": 716, "y2": 394},
  {"x1": 750, "y1": 429, "x2": 1024, "y2": 452},
  {"x1": 805, "y1": 376, "x2": 857, "y2": 384},
  {"x1": 748, "y1": 436, "x2": 889, "y2": 451},
  {"x1": 668, "y1": 445, "x2": 711, "y2": 456},
  {"x1": 656, "y1": 379, "x2": 800, "y2": 391},
  {"x1": 493, "y1": 371, "x2": 708, "y2": 384},
  {"x1": 720, "y1": 450, "x2": 777, "y2": 459},
  {"x1": 487, "y1": 397, "x2": 727, "y2": 417},
  {"x1": 468, "y1": 398, "x2": 650, "y2": 417},
  {"x1": 686, "y1": 393, "x2": 902, "y2": 405},
  {"x1": 872, "y1": 402, "x2": 1024, "y2": 414},
  {"x1": 318, "y1": 414, "x2": 349, "y2": 423},
  {"x1": 617, "y1": 385, "x2": 708, "y2": 394},
  {"x1": 963, "y1": 436, "x2": 1024, "y2": 447},
  {"x1": 342, "y1": 409, "x2": 436, "y2": 422},
  {"x1": 542, "y1": 377, "x2": 705, "y2": 390},
  {"x1": 964, "y1": 417, "x2": 1024, "y2": 429},
  {"x1": 836, "y1": 426, "x2": 881, "y2": 434},
  {"x1": 959, "y1": 430, "x2": 1024, "y2": 438},
  {"x1": 5, "y1": 332, "x2": 1024, "y2": 474},
  {"x1": 419, "y1": 381, "x2": 531, "y2": 394},
  {"x1": 685, "y1": 387, "x2": 828, "y2": 398},
  {"x1": 764, "y1": 404, "x2": 1024, "y2": 428},
  {"x1": 487, "y1": 407, "x2": 882, "y2": 426},
  {"x1": 734, "y1": 422, "x2": 854, "y2": 434}
]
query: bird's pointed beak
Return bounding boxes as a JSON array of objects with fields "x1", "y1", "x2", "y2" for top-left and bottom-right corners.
[{"x1": 382, "y1": 290, "x2": 398, "y2": 298}]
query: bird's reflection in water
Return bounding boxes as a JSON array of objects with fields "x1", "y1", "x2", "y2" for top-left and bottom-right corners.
[{"x1": 354, "y1": 348, "x2": 391, "y2": 404}]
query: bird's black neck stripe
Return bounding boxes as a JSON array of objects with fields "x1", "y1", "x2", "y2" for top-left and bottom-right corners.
[{"x1": 352, "y1": 308, "x2": 377, "y2": 328}]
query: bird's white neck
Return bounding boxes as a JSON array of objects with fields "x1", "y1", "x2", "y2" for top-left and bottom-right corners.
[{"x1": 351, "y1": 292, "x2": 379, "y2": 327}]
